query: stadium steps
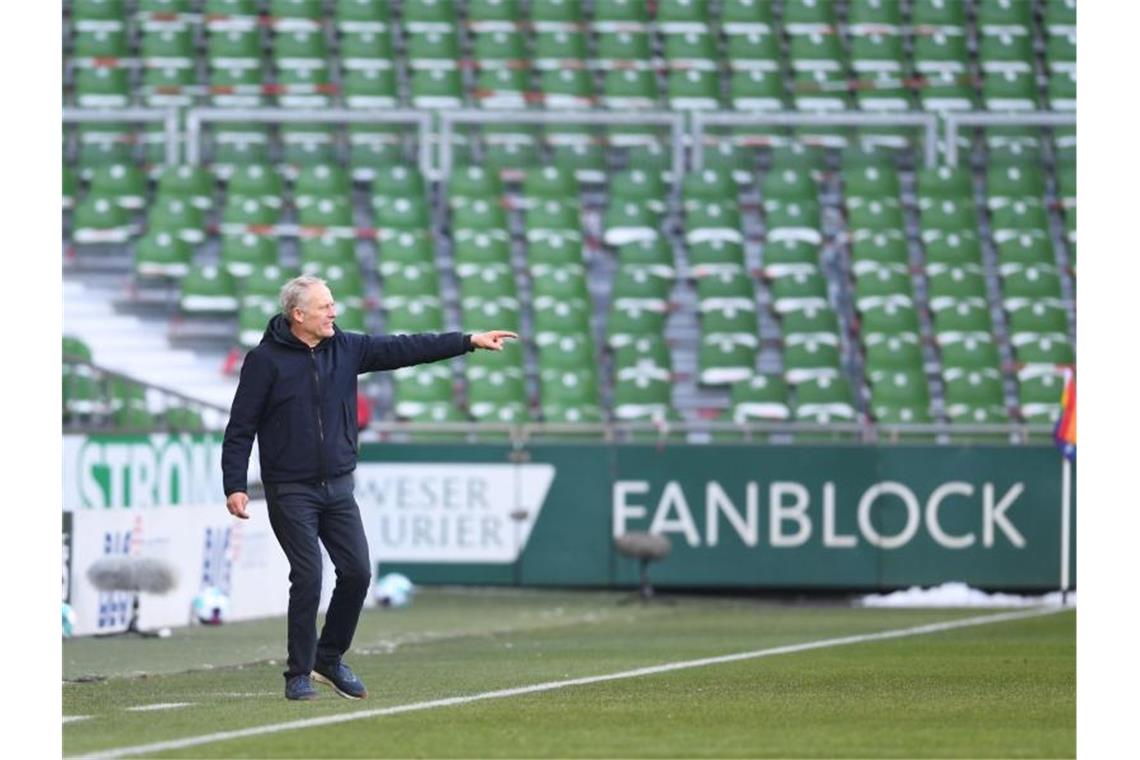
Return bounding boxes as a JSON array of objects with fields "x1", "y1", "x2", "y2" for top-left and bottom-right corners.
[{"x1": 63, "y1": 278, "x2": 237, "y2": 410}]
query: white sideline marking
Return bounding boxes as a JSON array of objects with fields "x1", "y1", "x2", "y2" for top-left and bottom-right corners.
[
  {"x1": 72, "y1": 607, "x2": 1068, "y2": 760},
  {"x1": 124, "y1": 703, "x2": 193, "y2": 712},
  {"x1": 63, "y1": 716, "x2": 92, "y2": 724}
]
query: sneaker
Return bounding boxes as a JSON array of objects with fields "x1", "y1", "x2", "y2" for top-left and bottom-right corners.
[
  {"x1": 285, "y1": 674, "x2": 318, "y2": 701},
  {"x1": 312, "y1": 660, "x2": 368, "y2": 700}
]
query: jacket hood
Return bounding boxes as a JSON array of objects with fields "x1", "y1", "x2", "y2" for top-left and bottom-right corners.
[{"x1": 261, "y1": 313, "x2": 342, "y2": 350}]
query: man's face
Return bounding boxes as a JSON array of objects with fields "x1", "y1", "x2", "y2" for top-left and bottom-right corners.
[{"x1": 292, "y1": 284, "x2": 337, "y2": 343}]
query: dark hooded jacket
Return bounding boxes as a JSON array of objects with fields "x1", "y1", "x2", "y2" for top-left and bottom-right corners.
[{"x1": 222, "y1": 315, "x2": 472, "y2": 495}]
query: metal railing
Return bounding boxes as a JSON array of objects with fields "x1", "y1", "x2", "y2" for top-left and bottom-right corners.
[
  {"x1": 362, "y1": 420, "x2": 1056, "y2": 446},
  {"x1": 77, "y1": 108, "x2": 1076, "y2": 172},
  {"x1": 63, "y1": 107, "x2": 181, "y2": 167},
  {"x1": 184, "y1": 107, "x2": 435, "y2": 177},
  {"x1": 690, "y1": 110, "x2": 941, "y2": 169},
  {"x1": 944, "y1": 111, "x2": 1077, "y2": 165},
  {"x1": 437, "y1": 108, "x2": 687, "y2": 189}
]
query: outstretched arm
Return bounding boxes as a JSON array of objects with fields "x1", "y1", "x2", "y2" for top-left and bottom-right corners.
[{"x1": 358, "y1": 330, "x2": 519, "y2": 372}]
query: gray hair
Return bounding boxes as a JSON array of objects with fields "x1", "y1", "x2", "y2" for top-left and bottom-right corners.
[{"x1": 279, "y1": 275, "x2": 328, "y2": 323}]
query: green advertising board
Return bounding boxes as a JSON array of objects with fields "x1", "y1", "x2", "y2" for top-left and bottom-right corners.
[{"x1": 362, "y1": 444, "x2": 1076, "y2": 591}]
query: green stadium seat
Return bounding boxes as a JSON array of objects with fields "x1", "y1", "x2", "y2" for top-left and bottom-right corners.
[
  {"x1": 870, "y1": 370, "x2": 930, "y2": 421},
  {"x1": 532, "y1": 28, "x2": 587, "y2": 69},
  {"x1": 851, "y1": 231, "x2": 908, "y2": 265},
  {"x1": 793, "y1": 375, "x2": 857, "y2": 426},
  {"x1": 133, "y1": 230, "x2": 192, "y2": 278},
  {"x1": 294, "y1": 163, "x2": 351, "y2": 207},
  {"x1": 982, "y1": 70, "x2": 1037, "y2": 111},
  {"x1": 978, "y1": 32, "x2": 1033, "y2": 74},
  {"x1": 938, "y1": 332, "x2": 1001, "y2": 372},
  {"x1": 298, "y1": 235, "x2": 355, "y2": 272},
  {"x1": 226, "y1": 163, "x2": 283, "y2": 210},
  {"x1": 88, "y1": 163, "x2": 147, "y2": 210},
  {"x1": 386, "y1": 298, "x2": 444, "y2": 334},
  {"x1": 780, "y1": 305, "x2": 840, "y2": 343},
  {"x1": 613, "y1": 369, "x2": 673, "y2": 421},
  {"x1": 72, "y1": 28, "x2": 128, "y2": 64},
  {"x1": 180, "y1": 265, "x2": 239, "y2": 313},
  {"x1": 72, "y1": 66, "x2": 131, "y2": 108},
  {"x1": 1018, "y1": 369, "x2": 1065, "y2": 423},
  {"x1": 698, "y1": 333, "x2": 757, "y2": 386},
  {"x1": 847, "y1": 197, "x2": 906, "y2": 235},
  {"x1": 391, "y1": 363, "x2": 453, "y2": 418},
  {"x1": 924, "y1": 230, "x2": 983, "y2": 266},
  {"x1": 335, "y1": 0, "x2": 391, "y2": 32},
  {"x1": 1012, "y1": 333, "x2": 1074, "y2": 372},
  {"x1": 690, "y1": 241, "x2": 745, "y2": 275},
  {"x1": 726, "y1": 32, "x2": 782, "y2": 73},
  {"x1": 919, "y1": 70, "x2": 976, "y2": 112},
  {"x1": 977, "y1": 0, "x2": 1033, "y2": 35},
  {"x1": 530, "y1": 263, "x2": 588, "y2": 303},
  {"x1": 990, "y1": 200, "x2": 1049, "y2": 239},
  {"x1": 1000, "y1": 264, "x2": 1062, "y2": 301},
  {"x1": 769, "y1": 269, "x2": 828, "y2": 314},
  {"x1": 728, "y1": 374, "x2": 790, "y2": 423},
  {"x1": 601, "y1": 69, "x2": 659, "y2": 110},
  {"x1": 409, "y1": 68, "x2": 463, "y2": 109},
  {"x1": 534, "y1": 296, "x2": 591, "y2": 342},
  {"x1": 540, "y1": 368, "x2": 600, "y2": 412},
  {"x1": 403, "y1": 0, "x2": 458, "y2": 33},
  {"x1": 667, "y1": 69, "x2": 722, "y2": 111},
  {"x1": 219, "y1": 194, "x2": 275, "y2": 236},
  {"x1": 859, "y1": 298, "x2": 920, "y2": 339},
  {"x1": 864, "y1": 332, "x2": 923, "y2": 381},
  {"x1": 853, "y1": 262, "x2": 913, "y2": 310},
  {"x1": 1006, "y1": 299, "x2": 1069, "y2": 339},
  {"x1": 535, "y1": 333, "x2": 595, "y2": 377},
  {"x1": 783, "y1": 335, "x2": 841, "y2": 384},
  {"x1": 607, "y1": 298, "x2": 668, "y2": 348},
  {"x1": 221, "y1": 232, "x2": 277, "y2": 277},
  {"x1": 238, "y1": 300, "x2": 280, "y2": 347},
  {"x1": 1048, "y1": 70, "x2": 1076, "y2": 111},
  {"x1": 996, "y1": 233, "x2": 1055, "y2": 267},
  {"x1": 927, "y1": 263, "x2": 987, "y2": 301},
  {"x1": 943, "y1": 366, "x2": 1005, "y2": 417},
  {"x1": 155, "y1": 165, "x2": 214, "y2": 211},
  {"x1": 792, "y1": 70, "x2": 849, "y2": 112},
  {"x1": 931, "y1": 297, "x2": 992, "y2": 335}
]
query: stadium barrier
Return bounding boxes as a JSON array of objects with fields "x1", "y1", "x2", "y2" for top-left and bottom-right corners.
[{"x1": 62, "y1": 434, "x2": 1075, "y2": 635}]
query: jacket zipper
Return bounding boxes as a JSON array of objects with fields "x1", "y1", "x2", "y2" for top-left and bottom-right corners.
[{"x1": 310, "y1": 348, "x2": 327, "y2": 482}]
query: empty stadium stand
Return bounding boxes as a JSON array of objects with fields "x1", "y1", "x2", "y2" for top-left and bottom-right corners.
[{"x1": 62, "y1": 0, "x2": 1076, "y2": 442}]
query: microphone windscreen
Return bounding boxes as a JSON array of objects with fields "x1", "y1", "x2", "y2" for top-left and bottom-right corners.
[{"x1": 85, "y1": 557, "x2": 180, "y2": 594}]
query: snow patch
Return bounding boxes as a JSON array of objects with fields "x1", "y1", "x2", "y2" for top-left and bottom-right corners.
[{"x1": 857, "y1": 581, "x2": 1076, "y2": 608}]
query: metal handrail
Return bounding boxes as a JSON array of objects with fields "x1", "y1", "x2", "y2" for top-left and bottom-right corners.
[
  {"x1": 363, "y1": 419, "x2": 1055, "y2": 446},
  {"x1": 183, "y1": 107, "x2": 435, "y2": 177},
  {"x1": 944, "y1": 111, "x2": 1077, "y2": 165},
  {"x1": 691, "y1": 110, "x2": 941, "y2": 169},
  {"x1": 437, "y1": 109, "x2": 687, "y2": 192},
  {"x1": 62, "y1": 107, "x2": 181, "y2": 167}
]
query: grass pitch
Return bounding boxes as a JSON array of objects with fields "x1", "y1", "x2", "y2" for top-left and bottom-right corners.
[{"x1": 63, "y1": 588, "x2": 1075, "y2": 759}]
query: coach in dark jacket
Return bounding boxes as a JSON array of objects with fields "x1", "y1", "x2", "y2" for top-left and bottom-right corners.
[{"x1": 222, "y1": 274, "x2": 516, "y2": 701}]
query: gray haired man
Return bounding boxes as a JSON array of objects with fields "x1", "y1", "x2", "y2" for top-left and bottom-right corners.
[{"x1": 222, "y1": 275, "x2": 517, "y2": 700}]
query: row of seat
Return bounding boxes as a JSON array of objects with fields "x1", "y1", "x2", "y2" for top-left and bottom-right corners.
[{"x1": 65, "y1": 0, "x2": 1076, "y2": 113}]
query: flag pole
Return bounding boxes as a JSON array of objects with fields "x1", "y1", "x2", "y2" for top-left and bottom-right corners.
[{"x1": 1060, "y1": 456, "x2": 1071, "y2": 604}]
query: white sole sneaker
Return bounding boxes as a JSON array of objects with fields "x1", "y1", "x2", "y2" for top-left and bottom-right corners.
[{"x1": 310, "y1": 670, "x2": 367, "y2": 700}]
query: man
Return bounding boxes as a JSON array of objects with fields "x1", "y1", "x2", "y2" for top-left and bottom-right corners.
[{"x1": 222, "y1": 275, "x2": 517, "y2": 701}]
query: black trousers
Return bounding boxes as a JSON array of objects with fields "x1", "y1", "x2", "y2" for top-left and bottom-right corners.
[{"x1": 264, "y1": 473, "x2": 371, "y2": 680}]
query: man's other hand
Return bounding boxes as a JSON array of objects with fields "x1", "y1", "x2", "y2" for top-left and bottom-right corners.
[{"x1": 226, "y1": 491, "x2": 250, "y2": 520}]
